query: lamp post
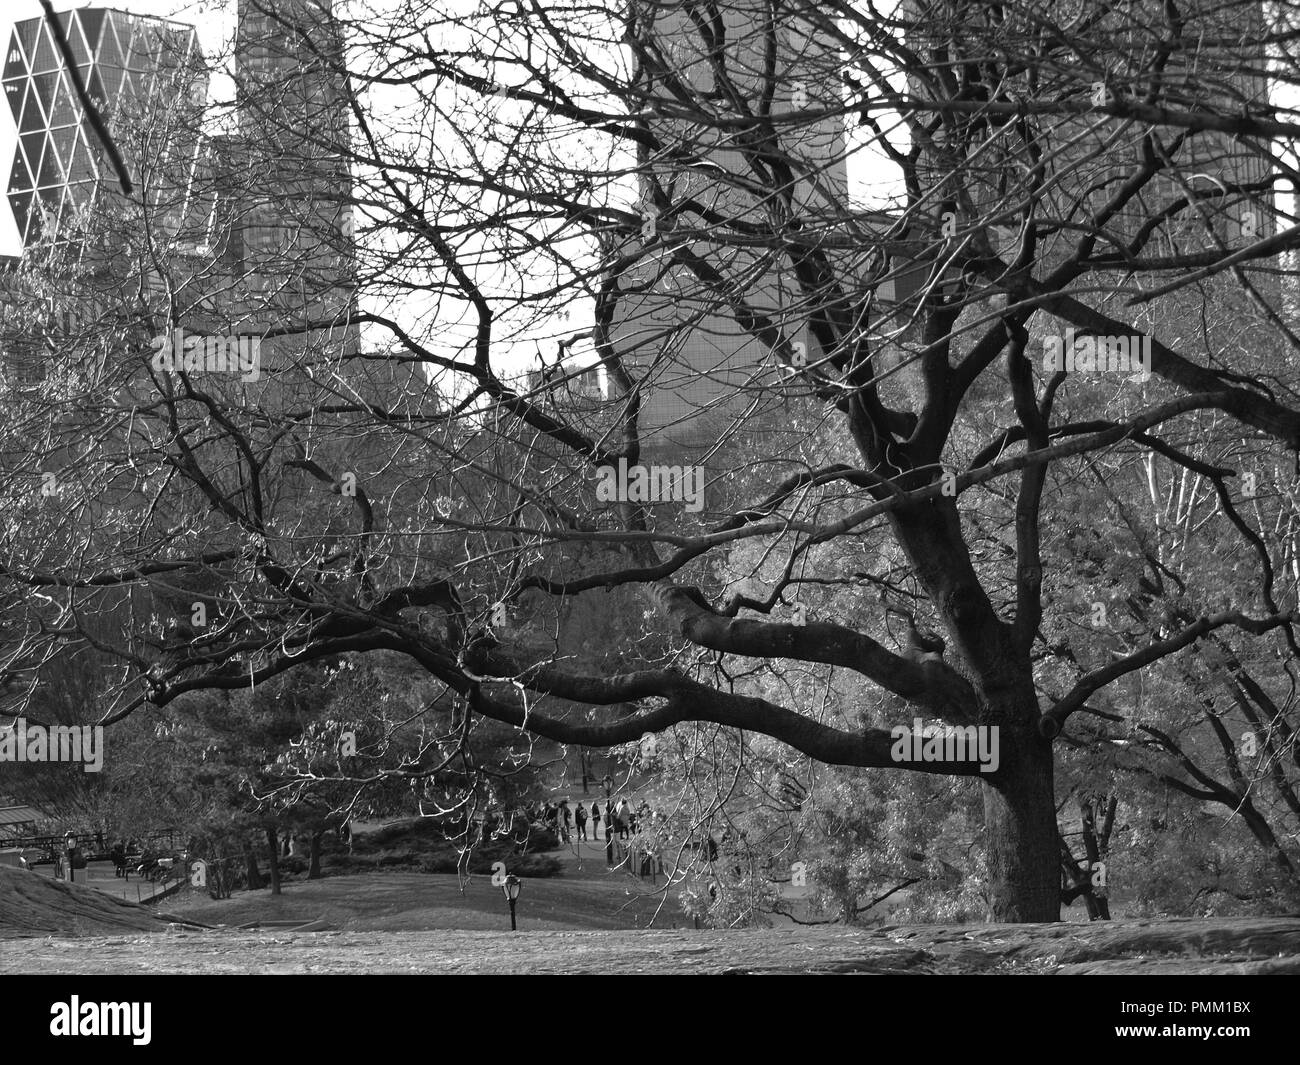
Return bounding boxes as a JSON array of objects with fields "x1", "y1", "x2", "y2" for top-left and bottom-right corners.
[{"x1": 502, "y1": 874, "x2": 522, "y2": 931}]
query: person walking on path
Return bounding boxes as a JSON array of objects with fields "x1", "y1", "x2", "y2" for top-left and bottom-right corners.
[
  {"x1": 574, "y1": 802, "x2": 588, "y2": 841},
  {"x1": 559, "y1": 800, "x2": 572, "y2": 843},
  {"x1": 591, "y1": 802, "x2": 601, "y2": 837}
]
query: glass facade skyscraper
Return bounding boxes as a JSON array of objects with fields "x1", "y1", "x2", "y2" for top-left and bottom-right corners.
[{"x1": 3, "y1": 7, "x2": 205, "y2": 247}]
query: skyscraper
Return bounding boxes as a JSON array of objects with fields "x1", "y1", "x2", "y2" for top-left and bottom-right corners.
[
  {"x1": 900, "y1": 0, "x2": 1276, "y2": 279},
  {"x1": 872, "y1": 0, "x2": 1281, "y2": 409},
  {"x1": 3, "y1": 7, "x2": 206, "y2": 247},
  {"x1": 227, "y1": 0, "x2": 413, "y2": 407},
  {"x1": 235, "y1": 0, "x2": 352, "y2": 277},
  {"x1": 605, "y1": 2, "x2": 852, "y2": 455}
]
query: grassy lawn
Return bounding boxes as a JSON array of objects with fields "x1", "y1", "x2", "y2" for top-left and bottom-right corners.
[{"x1": 162, "y1": 868, "x2": 687, "y2": 932}]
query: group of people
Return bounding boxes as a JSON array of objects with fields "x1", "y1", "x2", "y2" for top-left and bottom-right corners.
[{"x1": 530, "y1": 797, "x2": 653, "y2": 844}]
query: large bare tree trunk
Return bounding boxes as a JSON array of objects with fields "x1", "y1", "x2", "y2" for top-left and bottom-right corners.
[
  {"x1": 1240, "y1": 802, "x2": 1298, "y2": 879},
  {"x1": 982, "y1": 721, "x2": 1060, "y2": 922},
  {"x1": 887, "y1": 501, "x2": 1062, "y2": 922}
]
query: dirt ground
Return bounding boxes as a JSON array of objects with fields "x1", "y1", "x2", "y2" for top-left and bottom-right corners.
[
  {"x1": 5, "y1": 857, "x2": 1300, "y2": 974},
  {"x1": 3, "y1": 917, "x2": 1299, "y2": 974}
]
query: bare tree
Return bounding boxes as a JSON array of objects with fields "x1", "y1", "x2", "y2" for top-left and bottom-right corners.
[{"x1": 4, "y1": 0, "x2": 1300, "y2": 921}]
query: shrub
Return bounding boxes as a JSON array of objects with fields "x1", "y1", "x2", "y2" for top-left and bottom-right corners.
[
  {"x1": 416, "y1": 850, "x2": 562, "y2": 877},
  {"x1": 513, "y1": 826, "x2": 559, "y2": 853},
  {"x1": 280, "y1": 856, "x2": 309, "y2": 876},
  {"x1": 315, "y1": 816, "x2": 564, "y2": 878}
]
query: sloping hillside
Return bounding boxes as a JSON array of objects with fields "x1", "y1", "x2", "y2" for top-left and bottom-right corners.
[{"x1": 0, "y1": 864, "x2": 179, "y2": 938}]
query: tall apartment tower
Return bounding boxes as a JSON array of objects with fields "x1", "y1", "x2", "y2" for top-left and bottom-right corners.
[
  {"x1": 601, "y1": 3, "x2": 835, "y2": 455},
  {"x1": 234, "y1": 0, "x2": 352, "y2": 306},
  {"x1": 598, "y1": 2, "x2": 921, "y2": 457},
  {"x1": 875, "y1": 0, "x2": 1279, "y2": 410},
  {"x1": 231, "y1": 0, "x2": 418, "y2": 412},
  {"x1": 901, "y1": 1, "x2": 1275, "y2": 283}
]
